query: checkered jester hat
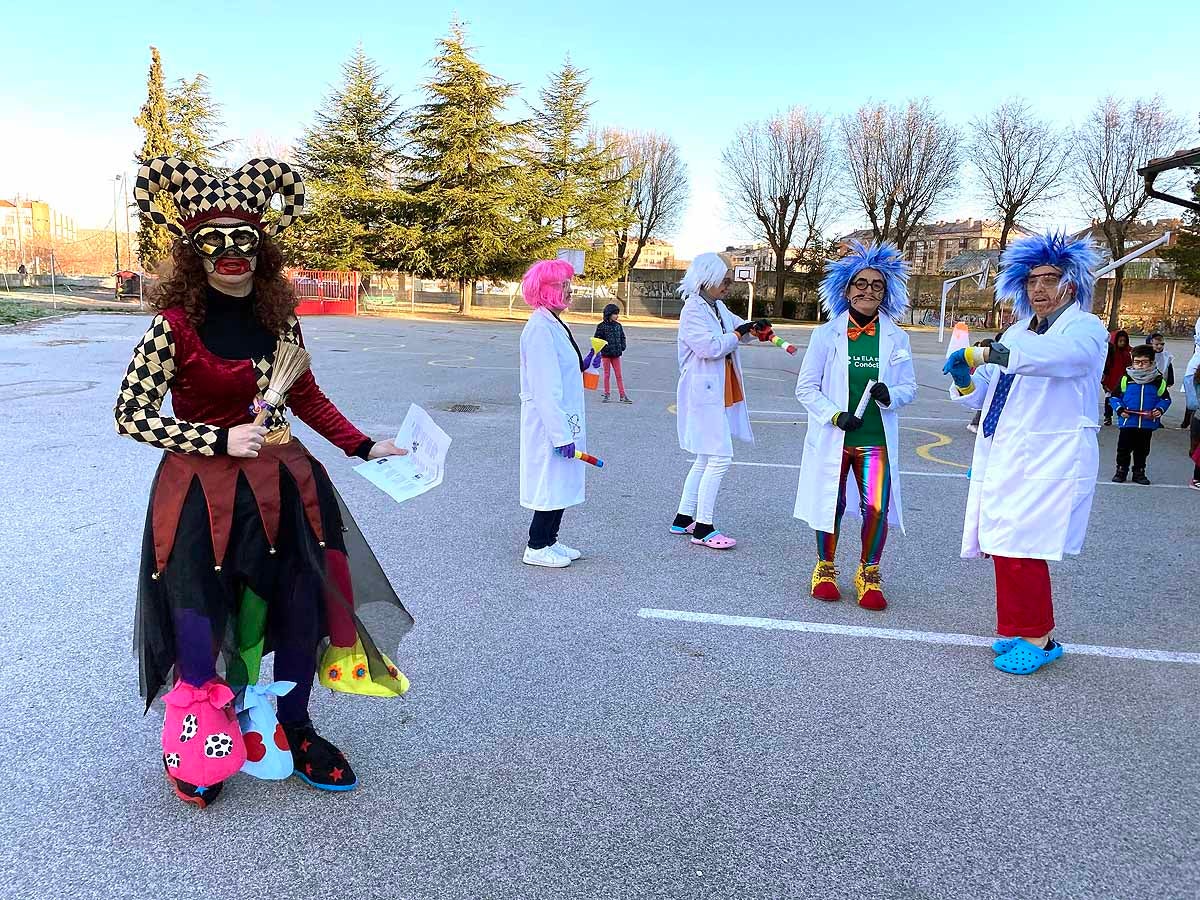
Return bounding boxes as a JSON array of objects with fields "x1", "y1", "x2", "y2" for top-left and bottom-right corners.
[{"x1": 134, "y1": 156, "x2": 305, "y2": 237}]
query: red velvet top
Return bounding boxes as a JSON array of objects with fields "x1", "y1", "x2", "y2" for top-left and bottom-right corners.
[{"x1": 115, "y1": 304, "x2": 371, "y2": 458}]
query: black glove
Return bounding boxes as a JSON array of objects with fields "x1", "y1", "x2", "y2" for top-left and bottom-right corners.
[
  {"x1": 735, "y1": 322, "x2": 755, "y2": 337},
  {"x1": 834, "y1": 412, "x2": 864, "y2": 432},
  {"x1": 869, "y1": 382, "x2": 891, "y2": 406}
]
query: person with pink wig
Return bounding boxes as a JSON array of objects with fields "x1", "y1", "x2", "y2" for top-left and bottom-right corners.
[{"x1": 518, "y1": 259, "x2": 590, "y2": 567}]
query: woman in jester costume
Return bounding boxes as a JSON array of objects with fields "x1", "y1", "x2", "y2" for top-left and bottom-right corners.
[
  {"x1": 793, "y1": 241, "x2": 917, "y2": 610},
  {"x1": 116, "y1": 156, "x2": 413, "y2": 808}
]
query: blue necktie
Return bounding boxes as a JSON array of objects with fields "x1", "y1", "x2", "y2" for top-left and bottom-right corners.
[{"x1": 981, "y1": 317, "x2": 1050, "y2": 438}]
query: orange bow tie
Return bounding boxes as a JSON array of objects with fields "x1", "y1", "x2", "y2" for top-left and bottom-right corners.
[{"x1": 847, "y1": 318, "x2": 877, "y2": 341}]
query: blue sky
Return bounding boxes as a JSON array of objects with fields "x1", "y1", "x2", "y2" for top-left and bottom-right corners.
[{"x1": 3, "y1": 0, "x2": 1197, "y2": 257}]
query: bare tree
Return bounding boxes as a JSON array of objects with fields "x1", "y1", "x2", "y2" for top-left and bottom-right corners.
[
  {"x1": 842, "y1": 99, "x2": 961, "y2": 249},
  {"x1": 968, "y1": 99, "x2": 1069, "y2": 250},
  {"x1": 1075, "y1": 95, "x2": 1186, "y2": 329},
  {"x1": 603, "y1": 130, "x2": 689, "y2": 281},
  {"x1": 241, "y1": 133, "x2": 295, "y2": 163},
  {"x1": 720, "y1": 106, "x2": 837, "y2": 305}
]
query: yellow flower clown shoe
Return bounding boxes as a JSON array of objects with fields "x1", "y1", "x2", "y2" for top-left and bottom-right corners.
[{"x1": 319, "y1": 638, "x2": 410, "y2": 697}]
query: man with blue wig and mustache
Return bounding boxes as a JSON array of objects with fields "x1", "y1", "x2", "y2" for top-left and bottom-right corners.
[{"x1": 944, "y1": 232, "x2": 1108, "y2": 675}]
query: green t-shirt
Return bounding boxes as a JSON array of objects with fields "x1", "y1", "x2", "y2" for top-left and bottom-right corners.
[{"x1": 845, "y1": 326, "x2": 886, "y2": 448}]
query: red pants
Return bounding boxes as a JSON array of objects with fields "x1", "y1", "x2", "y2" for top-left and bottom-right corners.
[
  {"x1": 602, "y1": 356, "x2": 625, "y2": 395},
  {"x1": 992, "y1": 556, "x2": 1055, "y2": 637}
]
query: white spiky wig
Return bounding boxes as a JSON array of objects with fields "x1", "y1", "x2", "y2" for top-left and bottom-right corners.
[
  {"x1": 995, "y1": 231, "x2": 1101, "y2": 318},
  {"x1": 679, "y1": 252, "x2": 730, "y2": 298}
]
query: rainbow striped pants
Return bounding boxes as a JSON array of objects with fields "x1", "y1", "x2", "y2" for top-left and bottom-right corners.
[{"x1": 816, "y1": 445, "x2": 892, "y2": 566}]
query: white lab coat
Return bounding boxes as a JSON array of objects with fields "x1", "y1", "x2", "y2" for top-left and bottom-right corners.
[
  {"x1": 676, "y1": 294, "x2": 754, "y2": 457},
  {"x1": 1183, "y1": 317, "x2": 1200, "y2": 411},
  {"x1": 792, "y1": 313, "x2": 917, "y2": 534},
  {"x1": 951, "y1": 302, "x2": 1109, "y2": 561},
  {"x1": 519, "y1": 308, "x2": 586, "y2": 511}
]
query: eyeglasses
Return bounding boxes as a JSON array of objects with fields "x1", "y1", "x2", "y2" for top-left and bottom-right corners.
[
  {"x1": 1024, "y1": 273, "x2": 1062, "y2": 290},
  {"x1": 189, "y1": 224, "x2": 263, "y2": 260},
  {"x1": 850, "y1": 278, "x2": 886, "y2": 294}
]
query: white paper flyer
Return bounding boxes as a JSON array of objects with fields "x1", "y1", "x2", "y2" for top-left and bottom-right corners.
[{"x1": 354, "y1": 404, "x2": 452, "y2": 504}]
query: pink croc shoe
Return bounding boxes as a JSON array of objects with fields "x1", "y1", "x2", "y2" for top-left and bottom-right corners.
[
  {"x1": 162, "y1": 679, "x2": 246, "y2": 789},
  {"x1": 691, "y1": 531, "x2": 737, "y2": 550}
]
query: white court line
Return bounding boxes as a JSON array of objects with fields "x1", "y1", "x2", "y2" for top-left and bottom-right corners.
[
  {"x1": 728, "y1": 459, "x2": 1197, "y2": 489},
  {"x1": 637, "y1": 608, "x2": 1200, "y2": 665}
]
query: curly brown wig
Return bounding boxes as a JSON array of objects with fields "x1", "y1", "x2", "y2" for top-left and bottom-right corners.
[{"x1": 147, "y1": 235, "x2": 297, "y2": 335}]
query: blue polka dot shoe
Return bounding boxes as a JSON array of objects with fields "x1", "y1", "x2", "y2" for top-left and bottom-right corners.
[{"x1": 994, "y1": 638, "x2": 1063, "y2": 675}]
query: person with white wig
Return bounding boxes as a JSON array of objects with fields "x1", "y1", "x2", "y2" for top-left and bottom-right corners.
[{"x1": 670, "y1": 252, "x2": 770, "y2": 549}]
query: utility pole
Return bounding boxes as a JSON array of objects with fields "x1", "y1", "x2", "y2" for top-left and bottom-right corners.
[
  {"x1": 112, "y1": 175, "x2": 121, "y2": 299},
  {"x1": 122, "y1": 174, "x2": 133, "y2": 270}
]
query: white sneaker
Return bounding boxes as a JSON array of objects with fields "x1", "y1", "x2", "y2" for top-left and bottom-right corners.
[
  {"x1": 967, "y1": 423, "x2": 979, "y2": 434},
  {"x1": 523, "y1": 546, "x2": 570, "y2": 568},
  {"x1": 549, "y1": 542, "x2": 582, "y2": 560}
]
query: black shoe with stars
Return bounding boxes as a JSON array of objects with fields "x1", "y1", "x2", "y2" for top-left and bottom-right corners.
[
  {"x1": 163, "y1": 755, "x2": 224, "y2": 809},
  {"x1": 283, "y1": 721, "x2": 357, "y2": 792}
]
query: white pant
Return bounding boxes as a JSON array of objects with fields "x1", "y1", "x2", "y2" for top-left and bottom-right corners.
[{"x1": 677, "y1": 455, "x2": 732, "y2": 525}]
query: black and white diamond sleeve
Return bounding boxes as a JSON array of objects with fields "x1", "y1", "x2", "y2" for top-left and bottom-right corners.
[{"x1": 114, "y1": 315, "x2": 225, "y2": 455}]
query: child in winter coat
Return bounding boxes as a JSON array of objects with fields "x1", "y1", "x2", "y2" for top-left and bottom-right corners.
[
  {"x1": 1110, "y1": 343, "x2": 1171, "y2": 484},
  {"x1": 594, "y1": 303, "x2": 631, "y2": 403},
  {"x1": 1102, "y1": 329, "x2": 1133, "y2": 425}
]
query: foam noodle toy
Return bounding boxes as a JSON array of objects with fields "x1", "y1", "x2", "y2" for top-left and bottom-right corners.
[
  {"x1": 769, "y1": 334, "x2": 798, "y2": 355},
  {"x1": 574, "y1": 450, "x2": 604, "y2": 468},
  {"x1": 945, "y1": 322, "x2": 970, "y2": 360},
  {"x1": 755, "y1": 325, "x2": 798, "y2": 355},
  {"x1": 854, "y1": 379, "x2": 876, "y2": 419}
]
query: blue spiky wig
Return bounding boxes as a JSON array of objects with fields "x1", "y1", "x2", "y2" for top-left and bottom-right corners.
[
  {"x1": 995, "y1": 231, "x2": 1101, "y2": 319},
  {"x1": 820, "y1": 241, "x2": 910, "y2": 320}
]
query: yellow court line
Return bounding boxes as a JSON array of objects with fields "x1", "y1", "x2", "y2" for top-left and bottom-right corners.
[{"x1": 901, "y1": 426, "x2": 968, "y2": 469}]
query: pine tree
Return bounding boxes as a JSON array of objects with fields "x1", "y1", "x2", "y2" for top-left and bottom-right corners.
[
  {"x1": 530, "y1": 60, "x2": 625, "y2": 246},
  {"x1": 168, "y1": 74, "x2": 234, "y2": 171},
  {"x1": 401, "y1": 25, "x2": 549, "y2": 309},
  {"x1": 286, "y1": 46, "x2": 407, "y2": 270},
  {"x1": 133, "y1": 46, "x2": 176, "y2": 271}
]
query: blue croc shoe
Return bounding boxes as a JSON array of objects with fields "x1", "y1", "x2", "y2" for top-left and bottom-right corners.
[
  {"x1": 992, "y1": 637, "x2": 1023, "y2": 655},
  {"x1": 994, "y1": 638, "x2": 1063, "y2": 675}
]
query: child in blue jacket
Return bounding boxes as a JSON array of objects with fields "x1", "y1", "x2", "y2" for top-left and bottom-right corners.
[{"x1": 1110, "y1": 343, "x2": 1171, "y2": 484}]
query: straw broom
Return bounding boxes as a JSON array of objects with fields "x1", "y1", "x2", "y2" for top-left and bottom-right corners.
[{"x1": 252, "y1": 340, "x2": 312, "y2": 426}]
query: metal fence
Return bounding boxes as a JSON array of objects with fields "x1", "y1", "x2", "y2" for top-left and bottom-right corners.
[{"x1": 289, "y1": 269, "x2": 359, "y2": 315}]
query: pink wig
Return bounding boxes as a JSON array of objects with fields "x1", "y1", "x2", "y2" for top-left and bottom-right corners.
[{"x1": 522, "y1": 259, "x2": 574, "y2": 310}]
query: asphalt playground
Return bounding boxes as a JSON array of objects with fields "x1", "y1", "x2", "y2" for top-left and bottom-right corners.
[{"x1": 1, "y1": 311, "x2": 1197, "y2": 899}]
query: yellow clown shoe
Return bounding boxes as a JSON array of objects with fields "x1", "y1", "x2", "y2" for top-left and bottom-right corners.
[
  {"x1": 319, "y1": 639, "x2": 410, "y2": 697},
  {"x1": 811, "y1": 560, "x2": 841, "y2": 601},
  {"x1": 854, "y1": 563, "x2": 887, "y2": 611}
]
